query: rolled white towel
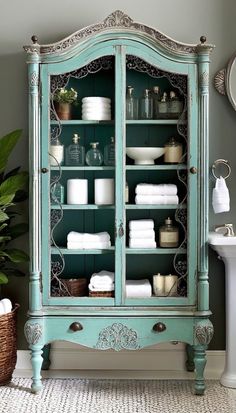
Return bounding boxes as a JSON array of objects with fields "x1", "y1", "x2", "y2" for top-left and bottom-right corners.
[
  {"x1": 129, "y1": 239, "x2": 156, "y2": 249},
  {"x1": 67, "y1": 231, "x2": 110, "y2": 243},
  {"x1": 129, "y1": 219, "x2": 154, "y2": 231},
  {"x1": 126, "y1": 279, "x2": 152, "y2": 298},
  {"x1": 88, "y1": 283, "x2": 114, "y2": 292},
  {"x1": 67, "y1": 241, "x2": 111, "y2": 249},
  {"x1": 129, "y1": 229, "x2": 155, "y2": 240},
  {"x1": 135, "y1": 183, "x2": 178, "y2": 196},
  {"x1": 90, "y1": 270, "x2": 114, "y2": 285},
  {"x1": 135, "y1": 195, "x2": 179, "y2": 205}
]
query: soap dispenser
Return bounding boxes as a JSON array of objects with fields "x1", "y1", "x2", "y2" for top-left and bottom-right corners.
[
  {"x1": 86, "y1": 142, "x2": 103, "y2": 166},
  {"x1": 65, "y1": 133, "x2": 85, "y2": 166}
]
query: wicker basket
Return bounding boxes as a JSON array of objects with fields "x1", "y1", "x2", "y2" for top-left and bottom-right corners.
[
  {"x1": 63, "y1": 278, "x2": 87, "y2": 296},
  {"x1": 89, "y1": 290, "x2": 114, "y2": 297},
  {"x1": 0, "y1": 304, "x2": 19, "y2": 385}
]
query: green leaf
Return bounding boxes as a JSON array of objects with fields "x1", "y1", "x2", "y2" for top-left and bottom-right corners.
[
  {"x1": 0, "y1": 194, "x2": 15, "y2": 206},
  {"x1": 8, "y1": 223, "x2": 28, "y2": 239},
  {"x1": 0, "y1": 223, "x2": 7, "y2": 232},
  {"x1": 0, "y1": 235, "x2": 11, "y2": 242},
  {"x1": 0, "y1": 210, "x2": 9, "y2": 223},
  {"x1": 0, "y1": 130, "x2": 22, "y2": 174},
  {"x1": 4, "y1": 166, "x2": 21, "y2": 180},
  {"x1": 0, "y1": 171, "x2": 28, "y2": 196},
  {"x1": 13, "y1": 189, "x2": 28, "y2": 203},
  {"x1": 0, "y1": 271, "x2": 8, "y2": 284},
  {"x1": 4, "y1": 248, "x2": 29, "y2": 263}
]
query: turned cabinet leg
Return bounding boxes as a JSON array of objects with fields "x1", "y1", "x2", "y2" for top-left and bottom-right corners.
[
  {"x1": 30, "y1": 344, "x2": 44, "y2": 393},
  {"x1": 42, "y1": 344, "x2": 51, "y2": 370},
  {"x1": 186, "y1": 344, "x2": 195, "y2": 372},
  {"x1": 193, "y1": 345, "x2": 207, "y2": 395}
]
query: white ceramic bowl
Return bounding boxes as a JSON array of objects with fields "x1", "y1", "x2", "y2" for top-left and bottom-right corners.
[
  {"x1": 82, "y1": 97, "x2": 111, "y2": 104},
  {"x1": 126, "y1": 147, "x2": 165, "y2": 164}
]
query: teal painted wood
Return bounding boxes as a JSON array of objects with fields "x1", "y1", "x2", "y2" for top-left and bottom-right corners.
[
  {"x1": 50, "y1": 166, "x2": 114, "y2": 171},
  {"x1": 51, "y1": 205, "x2": 115, "y2": 210},
  {"x1": 51, "y1": 247, "x2": 114, "y2": 254},
  {"x1": 126, "y1": 165, "x2": 187, "y2": 171},
  {"x1": 125, "y1": 204, "x2": 187, "y2": 210}
]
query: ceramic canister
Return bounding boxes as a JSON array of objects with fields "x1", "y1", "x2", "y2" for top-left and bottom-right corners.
[
  {"x1": 94, "y1": 178, "x2": 114, "y2": 205},
  {"x1": 67, "y1": 179, "x2": 88, "y2": 204}
]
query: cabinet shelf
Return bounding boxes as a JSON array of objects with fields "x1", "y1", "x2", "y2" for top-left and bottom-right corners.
[
  {"x1": 125, "y1": 204, "x2": 186, "y2": 210},
  {"x1": 126, "y1": 120, "x2": 185, "y2": 125},
  {"x1": 126, "y1": 248, "x2": 187, "y2": 254},
  {"x1": 50, "y1": 120, "x2": 114, "y2": 125},
  {"x1": 51, "y1": 247, "x2": 115, "y2": 255},
  {"x1": 126, "y1": 164, "x2": 187, "y2": 171},
  {"x1": 51, "y1": 204, "x2": 115, "y2": 210},
  {"x1": 50, "y1": 166, "x2": 115, "y2": 171}
]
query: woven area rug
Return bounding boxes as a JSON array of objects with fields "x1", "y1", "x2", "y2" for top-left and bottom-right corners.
[{"x1": 0, "y1": 378, "x2": 236, "y2": 413}]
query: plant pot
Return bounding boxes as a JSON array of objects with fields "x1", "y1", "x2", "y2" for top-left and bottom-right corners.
[
  {"x1": 55, "y1": 102, "x2": 72, "y2": 120},
  {"x1": 0, "y1": 304, "x2": 19, "y2": 385}
]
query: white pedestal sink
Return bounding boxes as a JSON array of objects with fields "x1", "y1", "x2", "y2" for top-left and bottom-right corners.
[{"x1": 209, "y1": 231, "x2": 236, "y2": 388}]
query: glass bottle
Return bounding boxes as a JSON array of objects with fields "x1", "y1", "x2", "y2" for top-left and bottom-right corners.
[
  {"x1": 86, "y1": 142, "x2": 103, "y2": 166},
  {"x1": 51, "y1": 179, "x2": 65, "y2": 204},
  {"x1": 65, "y1": 134, "x2": 85, "y2": 166},
  {"x1": 164, "y1": 137, "x2": 183, "y2": 164},
  {"x1": 140, "y1": 89, "x2": 153, "y2": 119},
  {"x1": 158, "y1": 92, "x2": 168, "y2": 118},
  {"x1": 50, "y1": 138, "x2": 64, "y2": 166},
  {"x1": 104, "y1": 137, "x2": 115, "y2": 166},
  {"x1": 152, "y1": 86, "x2": 161, "y2": 119},
  {"x1": 126, "y1": 86, "x2": 138, "y2": 120},
  {"x1": 168, "y1": 91, "x2": 183, "y2": 118},
  {"x1": 159, "y1": 217, "x2": 179, "y2": 248}
]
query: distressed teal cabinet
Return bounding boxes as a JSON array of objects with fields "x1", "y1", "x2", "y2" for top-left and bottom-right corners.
[{"x1": 24, "y1": 10, "x2": 214, "y2": 394}]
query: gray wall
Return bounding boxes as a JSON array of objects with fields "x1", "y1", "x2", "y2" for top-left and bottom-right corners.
[{"x1": 1, "y1": 0, "x2": 236, "y2": 349}]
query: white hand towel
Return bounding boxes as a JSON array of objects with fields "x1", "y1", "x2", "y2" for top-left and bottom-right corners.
[
  {"x1": 129, "y1": 239, "x2": 156, "y2": 249},
  {"x1": 67, "y1": 241, "x2": 111, "y2": 249},
  {"x1": 90, "y1": 271, "x2": 114, "y2": 285},
  {"x1": 88, "y1": 283, "x2": 114, "y2": 292},
  {"x1": 126, "y1": 279, "x2": 152, "y2": 298},
  {"x1": 129, "y1": 229, "x2": 155, "y2": 240},
  {"x1": 129, "y1": 219, "x2": 154, "y2": 231},
  {"x1": 135, "y1": 183, "x2": 178, "y2": 196},
  {"x1": 67, "y1": 231, "x2": 110, "y2": 243},
  {"x1": 212, "y1": 176, "x2": 230, "y2": 213},
  {"x1": 135, "y1": 195, "x2": 179, "y2": 205}
]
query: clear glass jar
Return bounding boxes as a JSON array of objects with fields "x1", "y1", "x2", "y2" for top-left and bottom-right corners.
[
  {"x1": 50, "y1": 138, "x2": 64, "y2": 166},
  {"x1": 126, "y1": 86, "x2": 138, "y2": 120},
  {"x1": 51, "y1": 179, "x2": 65, "y2": 204},
  {"x1": 159, "y1": 217, "x2": 179, "y2": 248},
  {"x1": 65, "y1": 134, "x2": 85, "y2": 166},
  {"x1": 158, "y1": 92, "x2": 168, "y2": 118},
  {"x1": 140, "y1": 89, "x2": 153, "y2": 119},
  {"x1": 164, "y1": 137, "x2": 183, "y2": 164},
  {"x1": 86, "y1": 142, "x2": 103, "y2": 166},
  {"x1": 152, "y1": 86, "x2": 161, "y2": 119},
  {"x1": 104, "y1": 137, "x2": 115, "y2": 166},
  {"x1": 168, "y1": 91, "x2": 183, "y2": 118}
]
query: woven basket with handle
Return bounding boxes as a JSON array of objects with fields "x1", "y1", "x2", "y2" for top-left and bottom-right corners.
[{"x1": 0, "y1": 304, "x2": 19, "y2": 385}]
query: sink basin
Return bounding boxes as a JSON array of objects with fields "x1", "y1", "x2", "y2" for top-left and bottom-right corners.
[
  {"x1": 209, "y1": 231, "x2": 236, "y2": 388},
  {"x1": 126, "y1": 147, "x2": 165, "y2": 165}
]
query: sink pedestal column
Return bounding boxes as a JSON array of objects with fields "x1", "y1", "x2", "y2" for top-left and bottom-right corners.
[{"x1": 221, "y1": 258, "x2": 236, "y2": 388}]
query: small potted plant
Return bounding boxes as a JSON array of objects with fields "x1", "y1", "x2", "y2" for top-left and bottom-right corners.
[
  {"x1": 52, "y1": 87, "x2": 78, "y2": 120},
  {"x1": 0, "y1": 129, "x2": 28, "y2": 385}
]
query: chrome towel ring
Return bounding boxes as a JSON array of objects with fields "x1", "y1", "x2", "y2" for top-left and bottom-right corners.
[{"x1": 212, "y1": 159, "x2": 231, "y2": 180}]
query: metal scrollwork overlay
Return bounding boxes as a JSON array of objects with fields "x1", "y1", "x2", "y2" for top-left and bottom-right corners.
[
  {"x1": 96, "y1": 323, "x2": 140, "y2": 351},
  {"x1": 195, "y1": 324, "x2": 214, "y2": 345},
  {"x1": 24, "y1": 323, "x2": 43, "y2": 345}
]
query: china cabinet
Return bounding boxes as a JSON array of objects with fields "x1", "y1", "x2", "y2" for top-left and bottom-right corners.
[{"x1": 24, "y1": 10, "x2": 214, "y2": 394}]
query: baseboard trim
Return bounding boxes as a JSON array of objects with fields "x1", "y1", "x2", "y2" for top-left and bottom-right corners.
[{"x1": 15, "y1": 344, "x2": 225, "y2": 380}]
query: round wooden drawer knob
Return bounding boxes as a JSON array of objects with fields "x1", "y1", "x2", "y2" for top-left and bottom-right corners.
[
  {"x1": 153, "y1": 322, "x2": 166, "y2": 333},
  {"x1": 69, "y1": 322, "x2": 83, "y2": 332},
  {"x1": 190, "y1": 166, "x2": 197, "y2": 174}
]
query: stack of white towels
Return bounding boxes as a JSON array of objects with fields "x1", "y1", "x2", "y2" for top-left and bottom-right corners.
[
  {"x1": 126, "y1": 279, "x2": 152, "y2": 298},
  {"x1": 129, "y1": 219, "x2": 156, "y2": 249},
  {"x1": 88, "y1": 270, "x2": 114, "y2": 293},
  {"x1": 67, "y1": 231, "x2": 111, "y2": 249},
  {"x1": 135, "y1": 183, "x2": 179, "y2": 205}
]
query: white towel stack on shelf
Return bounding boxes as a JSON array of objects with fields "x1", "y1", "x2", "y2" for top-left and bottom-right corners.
[
  {"x1": 89, "y1": 270, "x2": 115, "y2": 292},
  {"x1": 129, "y1": 219, "x2": 156, "y2": 249},
  {"x1": 135, "y1": 183, "x2": 179, "y2": 205},
  {"x1": 67, "y1": 231, "x2": 111, "y2": 249},
  {"x1": 126, "y1": 279, "x2": 152, "y2": 298}
]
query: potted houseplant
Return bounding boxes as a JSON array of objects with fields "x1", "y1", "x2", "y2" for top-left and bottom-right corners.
[
  {"x1": 52, "y1": 87, "x2": 78, "y2": 120},
  {"x1": 0, "y1": 129, "x2": 28, "y2": 385}
]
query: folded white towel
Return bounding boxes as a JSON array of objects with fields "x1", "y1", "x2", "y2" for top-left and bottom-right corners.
[
  {"x1": 135, "y1": 183, "x2": 178, "y2": 196},
  {"x1": 90, "y1": 271, "x2": 114, "y2": 285},
  {"x1": 129, "y1": 239, "x2": 156, "y2": 249},
  {"x1": 212, "y1": 176, "x2": 230, "y2": 213},
  {"x1": 67, "y1": 231, "x2": 110, "y2": 243},
  {"x1": 129, "y1": 229, "x2": 155, "y2": 240},
  {"x1": 67, "y1": 241, "x2": 111, "y2": 249},
  {"x1": 135, "y1": 195, "x2": 179, "y2": 205},
  {"x1": 126, "y1": 279, "x2": 152, "y2": 298},
  {"x1": 88, "y1": 283, "x2": 114, "y2": 292},
  {"x1": 129, "y1": 219, "x2": 154, "y2": 231}
]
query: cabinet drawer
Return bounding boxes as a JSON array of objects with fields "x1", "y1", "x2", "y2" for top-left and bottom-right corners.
[{"x1": 45, "y1": 316, "x2": 194, "y2": 349}]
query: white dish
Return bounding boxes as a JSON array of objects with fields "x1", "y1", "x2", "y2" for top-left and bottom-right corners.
[
  {"x1": 82, "y1": 97, "x2": 111, "y2": 103},
  {"x1": 126, "y1": 147, "x2": 165, "y2": 165},
  {"x1": 82, "y1": 102, "x2": 111, "y2": 108}
]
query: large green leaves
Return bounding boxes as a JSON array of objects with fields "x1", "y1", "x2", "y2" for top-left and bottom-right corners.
[
  {"x1": 0, "y1": 130, "x2": 22, "y2": 174},
  {"x1": 0, "y1": 171, "x2": 28, "y2": 196},
  {"x1": 0, "y1": 272, "x2": 8, "y2": 284},
  {"x1": 2, "y1": 248, "x2": 29, "y2": 263}
]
